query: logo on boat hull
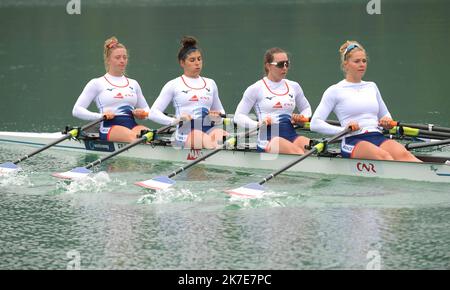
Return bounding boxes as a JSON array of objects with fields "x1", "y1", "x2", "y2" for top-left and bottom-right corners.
[
  {"x1": 356, "y1": 162, "x2": 377, "y2": 173},
  {"x1": 187, "y1": 149, "x2": 202, "y2": 160},
  {"x1": 84, "y1": 140, "x2": 116, "y2": 152}
]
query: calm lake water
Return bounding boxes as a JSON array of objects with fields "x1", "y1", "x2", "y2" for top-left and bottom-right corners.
[{"x1": 0, "y1": 0, "x2": 449, "y2": 270}]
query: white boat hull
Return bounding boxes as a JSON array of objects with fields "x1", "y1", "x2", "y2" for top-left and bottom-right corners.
[{"x1": 1, "y1": 131, "x2": 449, "y2": 183}]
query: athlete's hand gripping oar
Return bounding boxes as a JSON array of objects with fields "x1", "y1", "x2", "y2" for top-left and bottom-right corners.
[
  {"x1": 225, "y1": 127, "x2": 353, "y2": 198},
  {"x1": 52, "y1": 122, "x2": 180, "y2": 180},
  {"x1": 0, "y1": 117, "x2": 105, "y2": 174},
  {"x1": 135, "y1": 121, "x2": 258, "y2": 190}
]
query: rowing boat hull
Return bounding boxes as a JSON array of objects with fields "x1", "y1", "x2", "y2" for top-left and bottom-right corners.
[{"x1": 1, "y1": 131, "x2": 449, "y2": 183}]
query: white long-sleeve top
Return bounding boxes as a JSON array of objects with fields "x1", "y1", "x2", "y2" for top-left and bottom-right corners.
[
  {"x1": 310, "y1": 80, "x2": 391, "y2": 136},
  {"x1": 149, "y1": 75, "x2": 225, "y2": 125},
  {"x1": 72, "y1": 73, "x2": 150, "y2": 120},
  {"x1": 234, "y1": 77, "x2": 312, "y2": 129}
]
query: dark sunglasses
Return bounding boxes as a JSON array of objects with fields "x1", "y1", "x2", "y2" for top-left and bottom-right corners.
[{"x1": 270, "y1": 60, "x2": 290, "y2": 68}]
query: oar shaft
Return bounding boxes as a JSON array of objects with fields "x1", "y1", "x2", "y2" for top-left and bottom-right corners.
[
  {"x1": 14, "y1": 134, "x2": 71, "y2": 164},
  {"x1": 405, "y1": 138, "x2": 450, "y2": 150},
  {"x1": 84, "y1": 123, "x2": 175, "y2": 169},
  {"x1": 259, "y1": 148, "x2": 318, "y2": 185},
  {"x1": 167, "y1": 126, "x2": 259, "y2": 179},
  {"x1": 14, "y1": 117, "x2": 104, "y2": 164},
  {"x1": 257, "y1": 127, "x2": 352, "y2": 186},
  {"x1": 388, "y1": 126, "x2": 450, "y2": 139},
  {"x1": 395, "y1": 121, "x2": 450, "y2": 134},
  {"x1": 168, "y1": 147, "x2": 223, "y2": 178}
]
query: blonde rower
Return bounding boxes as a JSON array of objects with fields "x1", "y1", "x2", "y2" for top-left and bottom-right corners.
[
  {"x1": 310, "y1": 40, "x2": 421, "y2": 162},
  {"x1": 72, "y1": 36, "x2": 151, "y2": 142}
]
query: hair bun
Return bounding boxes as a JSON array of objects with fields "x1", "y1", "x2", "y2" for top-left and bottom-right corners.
[
  {"x1": 181, "y1": 36, "x2": 198, "y2": 48},
  {"x1": 105, "y1": 36, "x2": 119, "y2": 49}
]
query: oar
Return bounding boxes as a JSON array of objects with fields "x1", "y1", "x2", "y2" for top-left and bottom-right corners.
[
  {"x1": 135, "y1": 124, "x2": 259, "y2": 190},
  {"x1": 225, "y1": 127, "x2": 352, "y2": 198},
  {"x1": 52, "y1": 122, "x2": 179, "y2": 180},
  {"x1": 387, "y1": 126, "x2": 450, "y2": 140},
  {"x1": 391, "y1": 121, "x2": 450, "y2": 134},
  {"x1": 405, "y1": 138, "x2": 450, "y2": 150},
  {"x1": 0, "y1": 117, "x2": 105, "y2": 174}
]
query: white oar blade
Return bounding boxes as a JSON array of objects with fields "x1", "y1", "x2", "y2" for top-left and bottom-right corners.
[
  {"x1": 225, "y1": 183, "x2": 267, "y2": 198},
  {"x1": 135, "y1": 176, "x2": 175, "y2": 190},
  {"x1": 0, "y1": 162, "x2": 21, "y2": 174},
  {"x1": 52, "y1": 167, "x2": 92, "y2": 180}
]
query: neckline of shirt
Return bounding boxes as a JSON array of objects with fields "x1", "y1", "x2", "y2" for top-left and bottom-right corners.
[
  {"x1": 181, "y1": 75, "x2": 207, "y2": 90},
  {"x1": 262, "y1": 77, "x2": 289, "y2": 96},
  {"x1": 104, "y1": 73, "x2": 129, "y2": 88}
]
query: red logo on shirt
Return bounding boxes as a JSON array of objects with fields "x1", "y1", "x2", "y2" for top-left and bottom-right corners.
[
  {"x1": 114, "y1": 93, "x2": 124, "y2": 99},
  {"x1": 189, "y1": 95, "x2": 199, "y2": 102},
  {"x1": 273, "y1": 102, "x2": 283, "y2": 109}
]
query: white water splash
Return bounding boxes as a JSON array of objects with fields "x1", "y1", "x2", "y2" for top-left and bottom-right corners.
[
  {"x1": 59, "y1": 171, "x2": 112, "y2": 194},
  {"x1": 0, "y1": 171, "x2": 33, "y2": 187},
  {"x1": 137, "y1": 187, "x2": 199, "y2": 204},
  {"x1": 227, "y1": 190, "x2": 288, "y2": 208}
]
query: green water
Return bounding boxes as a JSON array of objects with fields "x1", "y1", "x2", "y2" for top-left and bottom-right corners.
[{"x1": 1, "y1": 0, "x2": 449, "y2": 270}]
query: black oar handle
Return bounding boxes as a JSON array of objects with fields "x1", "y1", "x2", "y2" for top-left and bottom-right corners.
[
  {"x1": 14, "y1": 117, "x2": 105, "y2": 164},
  {"x1": 258, "y1": 127, "x2": 352, "y2": 186}
]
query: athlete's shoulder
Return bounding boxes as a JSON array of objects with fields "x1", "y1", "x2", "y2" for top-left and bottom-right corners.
[
  {"x1": 326, "y1": 80, "x2": 345, "y2": 91},
  {"x1": 84, "y1": 76, "x2": 105, "y2": 88},
  {"x1": 285, "y1": 78, "x2": 300, "y2": 86},
  {"x1": 162, "y1": 77, "x2": 181, "y2": 87},
  {"x1": 285, "y1": 79, "x2": 302, "y2": 90},
  {"x1": 247, "y1": 78, "x2": 265, "y2": 90},
  {"x1": 363, "y1": 80, "x2": 378, "y2": 88}
]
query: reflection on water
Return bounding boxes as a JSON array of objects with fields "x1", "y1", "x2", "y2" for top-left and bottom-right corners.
[
  {"x1": 1, "y1": 0, "x2": 450, "y2": 269},
  {"x1": 1, "y1": 141, "x2": 449, "y2": 269}
]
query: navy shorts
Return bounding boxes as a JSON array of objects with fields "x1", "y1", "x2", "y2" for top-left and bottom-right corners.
[
  {"x1": 99, "y1": 115, "x2": 138, "y2": 141},
  {"x1": 256, "y1": 119, "x2": 299, "y2": 152},
  {"x1": 341, "y1": 132, "x2": 388, "y2": 158},
  {"x1": 173, "y1": 118, "x2": 217, "y2": 147}
]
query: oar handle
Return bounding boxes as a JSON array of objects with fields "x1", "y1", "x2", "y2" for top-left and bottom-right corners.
[
  {"x1": 258, "y1": 127, "x2": 352, "y2": 185},
  {"x1": 80, "y1": 117, "x2": 106, "y2": 132}
]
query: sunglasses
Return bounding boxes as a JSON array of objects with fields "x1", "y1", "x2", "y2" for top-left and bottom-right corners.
[{"x1": 270, "y1": 60, "x2": 290, "y2": 68}]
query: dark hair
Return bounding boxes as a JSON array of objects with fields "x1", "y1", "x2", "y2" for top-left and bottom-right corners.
[
  {"x1": 263, "y1": 47, "x2": 287, "y2": 74},
  {"x1": 177, "y1": 36, "x2": 201, "y2": 61}
]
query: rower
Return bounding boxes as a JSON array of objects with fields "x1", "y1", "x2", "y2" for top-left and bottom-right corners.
[
  {"x1": 72, "y1": 36, "x2": 151, "y2": 143},
  {"x1": 310, "y1": 40, "x2": 421, "y2": 162},
  {"x1": 233, "y1": 47, "x2": 312, "y2": 154},
  {"x1": 148, "y1": 36, "x2": 228, "y2": 149}
]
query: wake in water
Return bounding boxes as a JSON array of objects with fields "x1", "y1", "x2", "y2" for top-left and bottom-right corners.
[
  {"x1": 137, "y1": 187, "x2": 199, "y2": 204},
  {"x1": 0, "y1": 170, "x2": 33, "y2": 187},
  {"x1": 56, "y1": 171, "x2": 113, "y2": 194}
]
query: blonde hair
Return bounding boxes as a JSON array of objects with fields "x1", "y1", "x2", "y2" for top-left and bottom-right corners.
[
  {"x1": 103, "y1": 36, "x2": 127, "y2": 72},
  {"x1": 339, "y1": 40, "x2": 366, "y2": 71}
]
